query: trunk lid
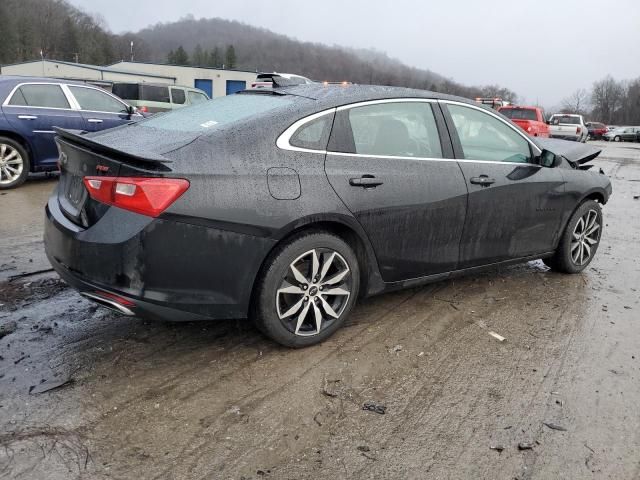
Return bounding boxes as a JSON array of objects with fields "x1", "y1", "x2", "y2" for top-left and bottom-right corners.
[{"x1": 54, "y1": 127, "x2": 184, "y2": 228}]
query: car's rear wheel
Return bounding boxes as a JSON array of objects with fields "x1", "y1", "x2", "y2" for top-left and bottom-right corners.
[
  {"x1": 543, "y1": 200, "x2": 602, "y2": 273},
  {"x1": 614, "y1": 135, "x2": 621, "y2": 142},
  {"x1": 0, "y1": 137, "x2": 29, "y2": 190},
  {"x1": 253, "y1": 232, "x2": 360, "y2": 348}
]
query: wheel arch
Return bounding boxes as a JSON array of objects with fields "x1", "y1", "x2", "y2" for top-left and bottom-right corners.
[
  {"x1": 250, "y1": 215, "x2": 385, "y2": 316},
  {"x1": 0, "y1": 130, "x2": 34, "y2": 171}
]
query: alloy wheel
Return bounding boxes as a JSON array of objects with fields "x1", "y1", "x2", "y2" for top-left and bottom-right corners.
[
  {"x1": 571, "y1": 209, "x2": 600, "y2": 266},
  {"x1": 0, "y1": 143, "x2": 23, "y2": 185},
  {"x1": 276, "y1": 248, "x2": 351, "y2": 336}
]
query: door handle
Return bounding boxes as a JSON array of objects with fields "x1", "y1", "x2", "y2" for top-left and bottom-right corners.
[
  {"x1": 87, "y1": 118, "x2": 103, "y2": 123},
  {"x1": 349, "y1": 175, "x2": 383, "y2": 188},
  {"x1": 18, "y1": 115, "x2": 38, "y2": 120},
  {"x1": 470, "y1": 175, "x2": 495, "y2": 186}
]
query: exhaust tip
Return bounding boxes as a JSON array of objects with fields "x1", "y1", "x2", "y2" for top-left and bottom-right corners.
[{"x1": 81, "y1": 291, "x2": 135, "y2": 316}]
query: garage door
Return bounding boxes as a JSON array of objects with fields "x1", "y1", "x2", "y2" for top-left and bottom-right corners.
[
  {"x1": 194, "y1": 79, "x2": 213, "y2": 98},
  {"x1": 226, "y1": 80, "x2": 247, "y2": 95}
]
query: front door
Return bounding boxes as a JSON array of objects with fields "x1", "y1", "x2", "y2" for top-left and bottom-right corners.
[
  {"x1": 324, "y1": 100, "x2": 468, "y2": 282},
  {"x1": 67, "y1": 85, "x2": 137, "y2": 131},
  {"x1": 443, "y1": 102, "x2": 566, "y2": 268}
]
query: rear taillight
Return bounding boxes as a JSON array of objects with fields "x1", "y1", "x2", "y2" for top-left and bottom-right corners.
[
  {"x1": 83, "y1": 176, "x2": 189, "y2": 217},
  {"x1": 577, "y1": 127, "x2": 582, "y2": 133},
  {"x1": 139, "y1": 105, "x2": 148, "y2": 113}
]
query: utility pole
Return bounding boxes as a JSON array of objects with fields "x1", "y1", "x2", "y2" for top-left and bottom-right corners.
[
  {"x1": 40, "y1": 50, "x2": 44, "y2": 76},
  {"x1": 130, "y1": 41, "x2": 134, "y2": 62},
  {"x1": 73, "y1": 53, "x2": 79, "y2": 64}
]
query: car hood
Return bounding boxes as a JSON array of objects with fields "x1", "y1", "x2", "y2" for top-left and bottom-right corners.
[{"x1": 533, "y1": 137, "x2": 601, "y2": 164}]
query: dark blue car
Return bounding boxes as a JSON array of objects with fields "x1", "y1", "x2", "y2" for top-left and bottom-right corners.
[{"x1": 0, "y1": 76, "x2": 142, "y2": 189}]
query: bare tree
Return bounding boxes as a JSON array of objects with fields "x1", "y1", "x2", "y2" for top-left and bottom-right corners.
[
  {"x1": 591, "y1": 76, "x2": 624, "y2": 123},
  {"x1": 561, "y1": 88, "x2": 590, "y2": 115}
]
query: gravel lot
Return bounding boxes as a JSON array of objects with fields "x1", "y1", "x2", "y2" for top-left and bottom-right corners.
[{"x1": 1, "y1": 141, "x2": 639, "y2": 479}]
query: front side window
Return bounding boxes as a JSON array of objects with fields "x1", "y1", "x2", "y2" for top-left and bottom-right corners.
[
  {"x1": 188, "y1": 91, "x2": 208, "y2": 104},
  {"x1": 69, "y1": 86, "x2": 129, "y2": 113},
  {"x1": 342, "y1": 102, "x2": 443, "y2": 158},
  {"x1": 8, "y1": 84, "x2": 70, "y2": 109},
  {"x1": 447, "y1": 104, "x2": 532, "y2": 163},
  {"x1": 171, "y1": 88, "x2": 186, "y2": 105}
]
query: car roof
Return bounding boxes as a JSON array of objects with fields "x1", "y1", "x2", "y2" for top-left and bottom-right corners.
[
  {"x1": 0, "y1": 75, "x2": 94, "y2": 99},
  {"x1": 248, "y1": 83, "x2": 480, "y2": 110}
]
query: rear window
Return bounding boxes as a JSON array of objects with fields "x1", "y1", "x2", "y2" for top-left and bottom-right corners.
[
  {"x1": 500, "y1": 108, "x2": 537, "y2": 121},
  {"x1": 551, "y1": 115, "x2": 580, "y2": 125},
  {"x1": 112, "y1": 83, "x2": 139, "y2": 101},
  {"x1": 139, "y1": 93, "x2": 293, "y2": 133},
  {"x1": 9, "y1": 84, "x2": 70, "y2": 109}
]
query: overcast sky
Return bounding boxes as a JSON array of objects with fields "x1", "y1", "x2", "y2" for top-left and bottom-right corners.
[{"x1": 68, "y1": 0, "x2": 639, "y2": 107}]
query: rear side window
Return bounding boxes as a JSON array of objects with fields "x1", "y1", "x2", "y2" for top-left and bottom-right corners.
[
  {"x1": 551, "y1": 115, "x2": 580, "y2": 125},
  {"x1": 171, "y1": 88, "x2": 186, "y2": 105},
  {"x1": 140, "y1": 93, "x2": 293, "y2": 133},
  {"x1": 188, "y1": 91, "x2": 208, "y2": 104},
  {"x1": 8, "y1": 84, "x2": 70, "y2": 109},
  {"x1": 140, "y1": 85, "x2": 170, "y2": 103},
  {"x1": 111, "y1": 83, "x2": 139, "y2": 100},
  {"x1": 290, "y1": 114, "x2": 333, "y2": 150},
  {"x1": 339, "y1": 102, "x2": 443, "y2": 158},
  {"x1": 447, "y1": 104, "x2": 532, "y2": 163},
  {"x1": 68, "y1": 86, "x2": 129, "y2": 113}
]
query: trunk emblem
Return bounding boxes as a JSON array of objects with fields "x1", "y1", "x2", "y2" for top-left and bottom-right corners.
[{"x1": 96, "y1": 165, "x2": 110, "y2": 173}]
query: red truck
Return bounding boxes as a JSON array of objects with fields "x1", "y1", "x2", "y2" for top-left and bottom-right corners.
[{"x1": 497, "y1": 106, "x2": 550, "y2": 138}]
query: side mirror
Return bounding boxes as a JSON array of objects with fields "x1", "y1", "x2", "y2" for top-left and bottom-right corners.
[
  {"x1": 539, "y1": 149, "x2": 560, "y2": 168},
  {"x1": 126, "y1": 105, "x2": 136, "y2": 117}
]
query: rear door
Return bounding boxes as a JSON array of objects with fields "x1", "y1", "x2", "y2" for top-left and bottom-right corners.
[
  {"x1": 324, "y1": 99, "x2": 468, "y2": 282},
  {"x1": 442, "y1": 102, "x2": 566, "y2": 267},
  {"x1": 2, "y1": 83, "x2": 85, "y2": 168},
  {"x1": 67, "y1": 85, "x2": 137, "y2": 131}
]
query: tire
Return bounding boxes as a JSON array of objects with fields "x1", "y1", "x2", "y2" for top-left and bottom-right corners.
[
  {"x1": 252, "y1": 231, "x2": 360, "y2": 348},
  {"x1": 614, "y1": 136, "x2": 621, "y2": 142},
  {"x1": 543, "y1": 200, "x2": 603, "y2": 273},
  {"x1": 0, "y1": 136, "x2": 29, "y2": 190}
]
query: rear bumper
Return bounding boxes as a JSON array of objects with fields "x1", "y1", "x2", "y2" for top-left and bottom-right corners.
[
  {"x1": 44, "y1": 190, "x2": 276, "y2": 321},
  {"x1": 550, "y1": 134, "x2": 580, "y2": 141}
]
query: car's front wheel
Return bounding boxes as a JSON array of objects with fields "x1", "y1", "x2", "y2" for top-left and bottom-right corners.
[
  {"x1": 253, "y1": 232, "x2": 360, "y2": 347},
  {"x1": 543, "y1": 200, "x2": 603, "y2": 273},
  {"x1": 0, "y1": 137, "x2": 29, "y2": 190},
  {"x1": 614, "y1": 135, "x2": 621, "y2": 142}
]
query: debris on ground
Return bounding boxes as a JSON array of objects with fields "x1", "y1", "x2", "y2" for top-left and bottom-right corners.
[
  {"x1": 321, "y1": 378, "x2": 340, "y2": 398},
  {"x1": 8, "y1": 268, "x2": 55, "y2": 282},
  {"x1": 543, "y1": 422, "x2": 567, "y2": 431},
  {"x1": 518, "y1": 442, "x2": 534, "y2": 450},
  {"x1": 363, "y1": 401, "x2": 386, "y2": 415},
  {"x1": 488, "y1": 331, "x2": 506, "y2": 342},
  {"x1": 389, "y1": 344, "x2": 403, "y2": 354},
  {"x1": 0, "y1": 320, "x2": 17, "y2": 339},
  {"x1": 490, "y1": 445, "x2": 505, "y2": 452},
  {"x1": 29, "y1": 377, "x2": 74, "y2": 395},
  {"x1": 357, "y1": 445, "x2": 370, "y2": 452}
]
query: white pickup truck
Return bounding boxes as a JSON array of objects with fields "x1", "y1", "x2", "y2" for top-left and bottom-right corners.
[{"x1": 548, "y1": 114, "x2": 588, "y2": 142}]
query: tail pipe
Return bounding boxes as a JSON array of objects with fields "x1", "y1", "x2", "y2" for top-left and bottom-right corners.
[{"x1": 81, "y1": 291, "x2": 135, "y2": 316}]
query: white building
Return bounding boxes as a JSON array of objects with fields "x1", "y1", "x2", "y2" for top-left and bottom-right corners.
[
  {"x1": 0, "y1": 60, "x2": 259, "y2": 98},
  {"x1": 105, "y1": 61, "x2": 257, "y2": 98}
]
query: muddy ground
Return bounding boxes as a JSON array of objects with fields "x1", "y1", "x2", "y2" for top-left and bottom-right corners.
[{"x1": 1, "y1": 141, "x2": 639, "y2": 480}]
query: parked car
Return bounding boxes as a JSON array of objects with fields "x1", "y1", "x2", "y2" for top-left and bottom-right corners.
[
  {"x1": 548, "y1": 114, "x2": 588, "y2": 142},
  {"x1": 251, "y1": 73, "x2": 314, "y2": 89},
  {"x1": 45, "y1": 84, "x2": 612, "y2": 347},
  {"x1": 498, "y1": 106, "x2": 549, "y2": 137},
  {"x1": 586, "y1": 122, "x2": 607, "y2": 140},
  {"x1": 603, "y1": 126, "x2": 640, "y2": 142},
  {"x1": 0, "y1": 76, "x2": 142, "y2": 189},
  {"x1": 111, "y1": 82, "x2": 209, "y2": 114}
]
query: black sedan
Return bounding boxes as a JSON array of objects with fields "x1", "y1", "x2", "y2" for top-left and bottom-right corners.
[{"x1": 45, "y1": 84, "x2": 612, "y2": 347}]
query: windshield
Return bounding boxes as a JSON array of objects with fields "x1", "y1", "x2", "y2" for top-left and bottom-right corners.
[
  {"x1": 139, "y1": 94, "x2": 293, "y2": 133},
  {"x1": 500, "y1": 108, "x2": 537, "y2": 121},
  {"x1": 551, "y1": 115, "x2": 580, "y2": 125}
]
